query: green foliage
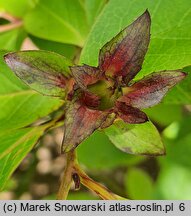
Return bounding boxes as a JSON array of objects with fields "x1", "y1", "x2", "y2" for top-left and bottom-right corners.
[
  {"x1": 0, "y1": 28, "x2": 26, "y2": 51},
  {"x1": 24, "y1": 0, "x2": 89, "y2": 46},
  {"x1": 84, "y1": 0, "x2": 107, "y2": 26},
  {"x1": 78, "y1": 131, "x2": 144, "y2": 170},
  {"x1": 155, "y1": 163, "x2": 191, "y2": 199},
  {"x1": 144, "y1": 104, "x2": 183, "y2": 126},
  {"x1": 162, "y1": 115, "x2": 191, "y2": 168},
  {"x1": 105, "y1": 120, "x2": 164, "y2": 155},
  {"x1": 125, "y1": 168, "x2": 154, "y2": 200},
  {"x1": 0, "y1": 51, "x2": 63, "y2": 189},
  {"x1": 0, "y1": 0, "x2": 37, "y2": 18},
  {"x1": 0, "y1": 124, "x2": 49, "y2": 190},
  {"x1": 29, "y1": 35, "x2": 77, "y2": 59}
]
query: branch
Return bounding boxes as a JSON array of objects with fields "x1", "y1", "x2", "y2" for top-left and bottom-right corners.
[
  {"x1": 57, "y1": 150, "x2": 126, "y2": 200},
  {"x1": 57, "y1": 151, "x2": 76, "y2": 200}
]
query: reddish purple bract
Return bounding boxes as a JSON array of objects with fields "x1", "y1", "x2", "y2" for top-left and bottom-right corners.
[{"x1": 4, "y1": 10, "x2": 187, "y2": 153}]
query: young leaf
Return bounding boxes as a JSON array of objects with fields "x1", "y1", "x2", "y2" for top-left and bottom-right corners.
[
  {"x1": 71, "y1": 64, "x2": 101, "y2": 90},
  {"x1": 163, "y1": 66, "x2": 191, "y2": 104},
  {"x1": 104, "y1": 120, "x2": 165, "y2": 155},
  {"x1": 116, "y1": 102, "x2": 148, "y2": 124},
  {"x1": 99, "y1": 10, "x2": 151, "y2": 84},
  {"x1": 62, "y1": 102, "x2": 109, "y2": 153},
  {"x1": 0, "y1": 51, "x2": 63, "y2": 131},
  {"x1": 4, "y1": 50, "x2": 73, "y2": 98},
  {"x1": 0, "y1": 50, "x2": 28, "y2": 93},
  {"x1": 119, "y1": 70, "x2": 187, "y2": 109}
]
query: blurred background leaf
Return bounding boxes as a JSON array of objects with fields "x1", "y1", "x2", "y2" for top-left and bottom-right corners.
[
  {"x1": 24, "y1": 0, "x2": 89, "y2": 46},
  {"x1": 0, "y1": 0, "x2": 38, "y2": 18},
  {"x1": 154, "y1": 163, "x2": 191, "y2": 199},
  {"x1": 0, "y1": 124, "x2": 50, "y2": 190},
  {"x1": 125, "y1": 168, "x2": 154, "y2": 200},
  {"x1": 78, "y1": 131, "x2": 144, "y2": 170},
  {"x1": 29, "y1": 35, "x2": 77, "y2": 59},
  {"x1": 0, "y1": 28, "x2": 25, "y2": 50}
]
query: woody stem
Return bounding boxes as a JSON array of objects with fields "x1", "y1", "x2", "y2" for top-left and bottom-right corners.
[
  {"x1": 57, "y1": 150, "x2": 76, "y2": 200},
  {"x1": 57, "y1": 149, "x2": 126, "y2": 200}
]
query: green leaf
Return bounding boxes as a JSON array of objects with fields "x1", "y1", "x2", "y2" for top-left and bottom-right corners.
[
  {"x1": 29, "y1": 35, "x2": 77, "y2": 59},
  {"x1": 24, "y1": 0, "x2": 89, "y2": 46},
  {"x1": 80, "y1": 0, "x2": 191, "y2": 104},
  {"x1": 84, "y1": 0, "x2": 107, "y2": 26},
  {"x1": 0, "y1": 0, "x2": 37, "y2": 18},
  {"x1": 104, "y1": 120, "x2": 165, "y2": 155},
  {"x1": 166, "y1": 134, "x2": 191, "y2": 168},
  {"x1": 0, "y1": 28, "x2": 26, "y2": 51},
  {"x1": 0, "y1": 91, "x2": 62, "y2": 131},
  {"x1": 0, "y1": 124, "x2": 50, "y2": 191},
  {"x1": 4, "y1": 50, "x2": 73, "y2": 98},
  {"x1": 154, "y1": 115, "x2": 191, "y2": 199},
  {"x1": 77, "y1": 131, "x2": 144, "y2": 170},
  {"x1": 144, "y1": 104, "x2": 183, "y2": 126},
  {"x1": 155, "y1": 163, "x2": 191, "y2": 199},
  {"x1": 125, "y1": 168, "x2": 154, "y2": 199},
  {"x1": 162, "y1": 116, "x2": 191, "y2": 168}
]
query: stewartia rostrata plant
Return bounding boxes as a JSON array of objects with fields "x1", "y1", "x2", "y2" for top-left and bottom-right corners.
[{"x1": 4, "y1": 10, "x2": 186, "y2": 199}]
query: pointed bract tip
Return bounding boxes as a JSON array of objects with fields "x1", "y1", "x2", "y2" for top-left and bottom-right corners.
[
  {"x1": 172, "y1": 71, "x2": 188, "y2": 80},
  {"x1": 145, "y1": 9, "x2": 149, "y2": 14},
  {"x1": 181, "y1": 71, "x2": 188, "y2": 77},
  {"x1": 3, "y1": 52, "x2": 16, "y2": 67},
  {"x1": 3, "y1": 53, "x2": 10, "y2": 62},
  {"x1": 132, "y1": 9, "x2": 151, "y2": 29},
  {"x1": 142, "y1": 9, "x2": 151, "y2": 22}
]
